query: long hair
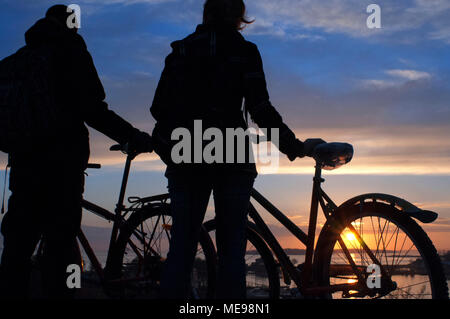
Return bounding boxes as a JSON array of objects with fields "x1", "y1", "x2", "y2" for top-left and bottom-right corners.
[{"x1": 203, "y1": 0, "x2": 254, "y2": 30}]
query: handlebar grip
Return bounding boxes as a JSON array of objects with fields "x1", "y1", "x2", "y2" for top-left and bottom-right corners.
[
  {"x1": 87, "y1": 164, "x2": 101, "y2": 169},
  {"x1": 110, "y1": 144, "x2": 124, "y2": 152}
]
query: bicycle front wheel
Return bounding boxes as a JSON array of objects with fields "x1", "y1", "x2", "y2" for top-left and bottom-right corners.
[{"x1": 314, "y1": 202, "x2": 449, "y2": 299}]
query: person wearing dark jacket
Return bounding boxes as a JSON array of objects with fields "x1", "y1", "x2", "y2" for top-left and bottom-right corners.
[
  {"x1": 0, "y1": 5, "x2": 152, "y2": 299},
  {"x1": 151, "y1": 0, "x2": 325, "y2": 298}
]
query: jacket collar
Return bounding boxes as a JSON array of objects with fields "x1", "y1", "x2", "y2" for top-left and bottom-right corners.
[{"x1": 195, "y1": 23, "x2": 244, "y2": 40}]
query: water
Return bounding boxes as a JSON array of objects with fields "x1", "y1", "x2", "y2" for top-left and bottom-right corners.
[
  {"x1": 1, "y1": 247, "x2": 447, "y2": 299},
  {"x1": 245, "y1": 253, "x2": 450, "y2": 299}
]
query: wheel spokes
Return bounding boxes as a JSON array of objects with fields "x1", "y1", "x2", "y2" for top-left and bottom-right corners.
[{"x1": 329, "y1": 215, "x2": 432, "y2": 299}]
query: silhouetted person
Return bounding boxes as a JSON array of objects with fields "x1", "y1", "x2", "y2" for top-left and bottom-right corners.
[
  {"x1": 151, "y1": 0, "x2": 325, "y2": 298},
  {"x1": 0, "y1": 5, "x2": 152, "y2": 299}
]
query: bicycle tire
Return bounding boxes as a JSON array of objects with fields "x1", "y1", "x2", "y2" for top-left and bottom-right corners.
[
  {"x1": 314, "y1": 202, "x2": 449, "y2": 299},
  {"x1": 109, "y1": 203, "x2": 217, "y2": 299},
  {"x1": 203, "y1": 219, "x2": 280, "y2": 299}
]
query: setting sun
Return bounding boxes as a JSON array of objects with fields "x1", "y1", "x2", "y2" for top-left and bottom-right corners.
[{"x1": 345, "y1": 232, "x2": 357, "y2": 243}]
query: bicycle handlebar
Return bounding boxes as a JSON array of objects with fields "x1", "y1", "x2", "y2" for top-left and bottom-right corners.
[
  {"x1": 109, "y1": 143, "x2": 153, "y2": 157},
  {"x1": 87, "y1": 163, "x2": 101, "y2": 169},
  {"x1": 110, "y1": 144, "x2": 124, "y2": 152}
]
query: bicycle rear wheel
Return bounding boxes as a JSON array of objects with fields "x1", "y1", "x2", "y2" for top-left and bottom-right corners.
[
  {"x1": 109, "y1": 203, "x2": 216, "y2": 298},
  {"x1": 314, "y1": 202, "x2": 449, "y2": 299}
]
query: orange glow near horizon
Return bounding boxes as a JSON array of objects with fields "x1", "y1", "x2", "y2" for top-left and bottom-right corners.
[
  {"x1": 66, "y1": 155, "x2": 450, "y2": 177},
  {"x1": 1, "y1": 126, "x2": 449, "y2": 252},
  {"x1": 1, "y1": 124, "x2": 450, "y2": 176},
  {"x1": 264, "y1": 225, "x2": 450, "y2": 252}
]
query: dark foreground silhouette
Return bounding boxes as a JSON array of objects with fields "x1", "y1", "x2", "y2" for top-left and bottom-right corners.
[
  {"x1": 0, "y1": 5, "x2": 152, "y2": 299},
  {"x1": 151, "y1": 0, "x2": 325, "y2": 299}
]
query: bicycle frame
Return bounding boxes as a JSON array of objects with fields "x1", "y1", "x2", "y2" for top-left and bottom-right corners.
[
  {"x1": 78, "y1": 199, "x2": 115, "y2": 280},
  {"x1": 76, "y1": 152, "x2": 157, "y2": 284},
  {"x1": 247, "y1": 163, "x2": 386, "y2": 295}
]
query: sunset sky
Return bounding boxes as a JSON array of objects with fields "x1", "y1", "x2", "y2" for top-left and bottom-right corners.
[{"x1": 0, "y1": 0, "x2": 449, "y2": 251}]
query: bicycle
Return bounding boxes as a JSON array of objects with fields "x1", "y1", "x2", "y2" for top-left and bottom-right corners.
[
  {"x1": 30, "y1": 142, "x2": 450, "y2": 299},
  {"x1": 32, "y1": 144, "x2": 216, "y2": 299},
  {"x1": 203, "y1": 142, "x2": 449, "y2": 299}
]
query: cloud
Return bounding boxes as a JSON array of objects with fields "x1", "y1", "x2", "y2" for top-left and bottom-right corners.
[
  {"x1": 247, "y1": 0, "x2": 367, "y2": 36},
  {"x1": 244, "y1": 0, "x2": 450, "y2": 44},
  {"x1": 361, "y1": 69, "x2": 432, "y2": 89},
  {"x1": 243, "y1": 14, "x2": 324, "y2": 41},
  {"x1": 361, "y1": 79, "x2": 401, "y2": 89},
  {"x1": 429, "y1": 26, "x2": 450, "y2": 44},
  {"x1": 385, "y1": 69, "x2": 432, "y2": 81}
]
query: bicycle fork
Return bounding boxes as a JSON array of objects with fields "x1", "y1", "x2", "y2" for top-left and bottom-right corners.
[
  {"x1": 301, "y1": 165, "x2": 377, "y2": 296},
  {"x1": 301, "y1": 165, "x2": 323, "y2": 287},
  {"x1": 305, "y1": 165, "x2": 396, "y2": 297}
]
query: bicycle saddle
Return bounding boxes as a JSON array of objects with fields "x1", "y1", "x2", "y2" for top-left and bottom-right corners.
[{"x1": 313, "y1": 142, "x2": 354, "y2": 170}]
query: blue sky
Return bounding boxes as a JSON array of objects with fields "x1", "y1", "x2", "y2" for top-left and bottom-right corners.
[{"x1": 0, "y1": 0, "x2": 449, "y2": 249}]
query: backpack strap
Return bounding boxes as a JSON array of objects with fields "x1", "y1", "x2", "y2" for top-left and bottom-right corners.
[{"x1": 1, "y1": 155, "x2": 10, "y2": 215}]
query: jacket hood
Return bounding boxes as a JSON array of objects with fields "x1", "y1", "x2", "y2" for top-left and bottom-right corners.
[{"x1": 25, "y1": 17, "x2": 86, "y2": 49}]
